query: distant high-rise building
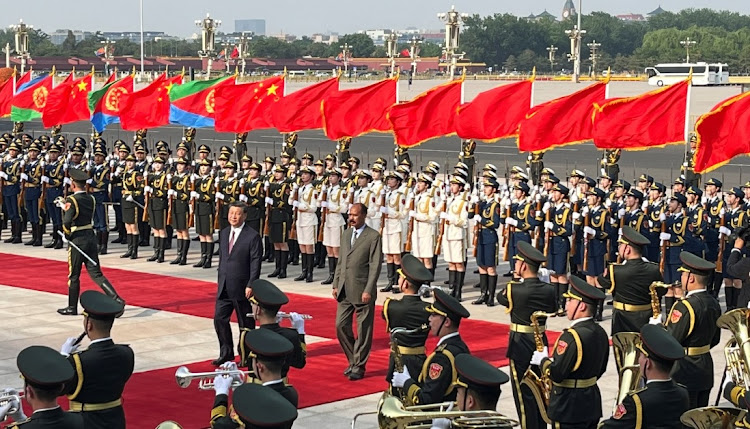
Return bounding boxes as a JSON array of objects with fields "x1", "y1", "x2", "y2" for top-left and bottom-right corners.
[
  {"x1": 562, "y1": 0, "x2": 577, "y2": 19},
  {"x1": 235, "y1": 19, "x2": 266, "y2": 36},
  {"x1": 50, "y1": 29, "x2": 94, "y2": 45}
]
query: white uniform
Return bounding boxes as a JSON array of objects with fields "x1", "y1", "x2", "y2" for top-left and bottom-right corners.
[
  {"x1": 290, "y1": 182, "x2": 318, "y2": 245},
  {"x1": 410, "y1": 190, "x2": 438, "y2": 259},
  {"x1": 323, "y1": 184, "x2": 347, "y2": 247},
  {"x1": 381, "y1": 187, "x2": 406, "y2": 254},
  {"x1": 365, "y1": 179, "x2": 385, "y2": 231},
  {"x1": 441, "y1": 191, "x2": 470, "y2": 263}
]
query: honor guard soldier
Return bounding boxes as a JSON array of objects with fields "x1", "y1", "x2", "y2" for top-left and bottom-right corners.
[
  {"x1": 144, "y1": 156, "x2": 169, "y2": 263},
  {"x1": 336, "y1": 137, "x2": 351, "y2": 163},
  {"x1": 4, "y1": 346, "x2": 84, "y2": 429},
  {"x1": 192, "y1": 159, "x2": 217, "y2": 269},
  {"x1": 531, "y1": 276, "x2": 609, "y2": 429},
  {"x1": 459, "y1": 140, "x2": 477, "y2": 187},
  {"x1": 383, "y1": 254, "x2": 431, "y2": 397},
  {"x1": 283, "y1": 132, "x2": 298, "y2": 160},
  {"x1": 311, "y1": 160, "x2": 327, "y2": 268},
  {"x1": 291, "y1": 166, "x2": 319, "y2": 283},
  {"x1": 660, "y1": 193, "x2": 688, "y2": 308},
  {"x1": 57, "y1": 167, "x2": 125, "y2": 315},
  {"x1": 644, "y1": 182, "x2": 666, "y2": 263},
  {"x1": 216, "y1": 161, "x2": 241, "y2": 236},
  {"x1": 355, "y1": 170, "x2": 377, "y2": 229},
  {"x1": 22, "y1": 142, "x2": 44, "y2": 247},
  {"x1": 194, "y1": 144, "x2": 213, "y2": 170},
  {"x1": 169, "y1": 158, "x2": 191, "y2": 265},
  {"x1": 409, "y1": 174, "x2": 439, "y2": 286},
  {"x1": 441, "y1": 176, "x2": 469, "y2": 301},
  {"x1": 702, "y1": 178, "x2": 724, "y2": 298},
  {"x1": 209, "y1": 383, "x2": 297, "y2": 429},
  {"x1": 233, "y1": 132, "x2": 248, "y2": 163},
  {"x1": 681, "y1": 135, "x2": 701, "y2": 189},
  {"x1": 526, "y1": 151, "x2": 545, "y2": 186},
  {"x1": 597, "y1": 226, "x2": 662, "y2": 336},
  {"x1": 395, "y1": 145, "x2": 411, "y2": 169},
  {"x1": 721, "y1": 187, "x2": 747, "y2": 310},
  {"x1": 133, "y1": 145, "x2": 151, "y2": 247},
  {"x1": 240, "y1": 279, "x2": 306, "y2": 377},
  {"x1": 240, "y1": 163, "x2": 265, "y2": 234},
  {"x1": 2, "y1": 140, "x2": 23, "y2": 243},
  {"x1": 43, "y1": 144, "x2": 66, "y2": 249},
  {"x1": 60, "y1": 291, "x2": 134, "y2": 429},
  {"x1": 544, "y1": 183, "x2": 573, "y2": 311},
  {"x1": 472, "y1": 178, "x2": 501, "y2": 305},
  {"x1": 684, "y1": 186, "x2": 707, "y2": 258},
  {"x1": 600, "y1": 149, "x2": 621, "y2": 183},
  {"x1": 108, "y1": 142, "x2": 129, "y2": 245},
  {"x1": 267, "y1": 165, "x2": 292, "y2": 279},
  {"x1": 390, "y1": 289, "x2": 470, "y2": 406},
  {"x1": 381, "y1": 171, "x2": 408, "y2": 293},
  {"x1": 320, "y1": 167, "x2": 348, "y2": 285},
  {"x1": 622, "y1": 189, "x2": 648, "y2": 237},
  {"x1": 496, "y1": 241, "x2": 557, "y2": 429},
  {"x1": 662, "y1": 252, "x2": 721, "y2": 408},
  {"x1": 599, "y1": 324, "x2": 689, "y2": 429},
  {"x1": 502, "y1": 182, "x2": 538, "y2": 281},
  {"x1": 89, "y1": 148, "x2": 110, "y2": 254},
  {"x1": 581, "y1": 188, "x2": 611, "y2": 288},
  {"x1": 119, "y1": 155, "x2": 143, "y2": 259},
  {"x1": 672, "y1": 176, "x2": 686, "y2": 196}
]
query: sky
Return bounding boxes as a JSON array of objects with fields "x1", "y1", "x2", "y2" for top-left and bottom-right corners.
[{"x1": 4, "y1": 0, "x2": 750, "y2": 38}]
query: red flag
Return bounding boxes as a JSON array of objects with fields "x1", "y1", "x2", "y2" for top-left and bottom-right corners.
[
  {"x1": 231, "y1": 47, "x2": 239, "y2": 59},
  {"x1": 42, "y1": 73, "x2": 92, "y2": 127},
  {"x1": 388, "y1": 79, "x2": 463, "y2": 147},
  {"x1": 400, "y1": 49, "x2": 410, "y2": 57},
  {"x1": 0, "y1": 71, "x2": 29, "y2": 117},
  {"x1": 271, "y1": 76, "x2": 339, "y2": 133},
  {"x1": 593, "y1": 79, "x2": 689, "y2": 149},
  {"x1": 456, "y1": 79, "x2": 532, "y2": 141},
  {"x1": 518, "y1": 82, "x2": 606, "y2": 152},
  {"x1": 322, "y1": 78, "x2": 397, "y2": 140},
  {"x1": 119, "y1": 73, "x2": 183, "y2": 131},
  {"x1": 214, "y1": 76, "x2": 285, "y2": 133},
  {"x1": 693, "y1": 92, "x2": 750, "y2": 173}
]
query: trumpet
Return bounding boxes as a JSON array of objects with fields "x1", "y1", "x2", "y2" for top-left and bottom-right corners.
[
  {"x1": 0, "y1": 388, "x2": 24, "y2": 418},
  {"x1": 245, "y1": 311, "x2": 313, "y2": 320},
  {"x1": 376, "y1": 393, "x2": 517, "y2": 429},
  {"x1": 174, "y1": 366, "x2": 253, "y2": 390}
]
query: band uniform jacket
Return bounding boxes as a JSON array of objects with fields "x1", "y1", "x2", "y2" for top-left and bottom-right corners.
[
  {"x1": 6, "y1": 407, "x2": 84, "y2": 429},
  {"x1": 218, "y1": 225, "x2": 262, "y2": 302},
  {"x1": 332, "y1": 225, "x2": 383, "y2": 305},
  {"x1": 541, "y1": 318, "x2": 609, "y2": 423},
  {"x1": 382, "y1": 295, "x2": 430, "y2": 383},
  {"x1": 210, "y1": 390, "x2": 295, "y2": 429},
  {"x1": 599, "y1": 379, "x2": 689, "y2": 429},
  {"x1": 597, "y1": 258, "x2": 663, "y2": 334},
  {"x1": 496, "y1": 278, "x2": 557, "y2": 362},
  {"x1": 402, "y1": 333, "x2": 470, "y2": 405},
  {"x1": 241, "y1": 323, "x2": 306, "y2": 377},
  {"x1": 665, "y1": 290, "x2": 721, "y2": 392},
  {"x1": 65, "y1": 339, "x2": 135, "y2": 429}
]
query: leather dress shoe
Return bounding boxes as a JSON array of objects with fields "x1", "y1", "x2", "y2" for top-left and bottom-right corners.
[
  {"x1": 343, "y1": 366, "x2": 353, "y2": 376},
  {"x1": 57, "y1": 306, "x2": 77, "y2": 316},
  {"x1": 211, "y1": 356, "x2": 233, "y2": 366},
  {"x1": 348, "y1": 372, "x2": 365, "y2": 381}
]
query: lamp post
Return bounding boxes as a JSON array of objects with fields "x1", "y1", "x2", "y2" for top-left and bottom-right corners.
[
  {"x1": 680, "y1": 37, "x2": 697, "y2": 63},
  {"x1": 237, "y1": 32, "x2": 253, "y2": 77},
  {"x1": 339, "y1": 43, "x2": 351, "y2": 78},
  {"x1": 385, "y1": 31, "x2": 398, "y2": 78},
  {"x1": 547, "y1": 45, "x2": 558, "y2": 73},
  {"x1": 565, "y1": 25, "x2": 586, "y2": 83},
  {"x1": 587, "y1": 40, "x2": 601, "y2": 77},
  {"x1": 196, "y1": 13, "x2": 221, "y2": 80},
  {"x1": 221, "y1": 40, "x2": 232, "y2": 73},
  {"x1": 9, "y1": 19, "x2": 32, "y2": 75},
  {"x1": 437, "y1": 5, "x2": 468, "y2": 79},
  {"x1": 101, "y1": 39, "x2": 116, "y2": 75}
]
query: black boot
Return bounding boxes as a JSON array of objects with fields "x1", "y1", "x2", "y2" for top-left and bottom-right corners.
[
  {"x1": 380, "y1": 263, "x2": 395, "y2": 292},
  {"x1": 473, "y1": 274, "x2": 488, "y2": 305},
  {"x1": 595, "y1": 299, "x2": 604, "y2": 321},
  {"x1": 321, "y1": 257, "x2": 335, "y2": 284},
  {"x1": 193, "y1": 242, "x2": 208, "y2": 268},
  {"x1": 164, "y1": 226, "x2": 173, "y2": 249},
  {"x1": 139, "y1": 224, "x2": 151, "y2": 247},
  {"x1": 306, "y1": 254, "x2": 317, "y2": 283},
  {"x1": 99, "y1": 231, "x2": 108, "y2": 254},
  {"x1": 289, "y1": 241, "x2": 300, "y2": 266},
  {"x1": 24, "y1": 223, "x2": 36, "y2": 245},
  {"x1": 112, "y1": 223, "x2": 126, "y2": 244},
  {"x1": 180, "y1": 239, "x2": 190, "y2": 265},
  {"x1": 294, "y1": 253, "x2": 308, "y2": 281},
  {"x1": 391, "y1": 264, "x2": 402, "y2": 294},
  {"x1": 316, "y1": 245, "x2": 326, "y2": 268},
  {"x1": 448, "y1": 271, "x2": 456, "y2": 297},
  {"x1": 213, "y1": 239, "x2": 220, "y2": 256},
  {"x1": 486, "y1": 275, "x2": 498, "y2": 307},
  {"x1": 96, "y1": 231, "x2": 103, "y2": 253},
  {"x1": 121, "y1": 234, "x2": 133, "y2": 258},
  {"x1": 171, "y1": 240, "x2": 184, "y2": 264},
  {"x1": 148, "y1": 237, "x2": 161, "y2": 261},
  {"x1": 130, "y1": 234, "x2": 139, "y2": 259},
  {"x1": 455, "y1": 271, "x2": 465, "y2": 302},
  {"x1": 45, "y1": 225, "x2": 57, "y2": 248},
  {"x1": 100, "y1": 281, "x2": 125, "y2": 317},
  {"x1": 313, "y1": 242, "x2": 321, "y2": 266},
  {"x1": 203, "y1": 242, "x2": 214, "y2": 268},
  {"x1": 11, "y1": 220, "x2": 22, "y2": 243},
  {"x1": 57, "y1": 284, "x2": 80, "y2": 315},
  {"x1": 53, "y1": 226, "x2": 64, "y2": 249},
  {"x1": 33, "y1": 223, "x2": 43, "y2": 246},
  {"x1": 264, "y1": 237, "x2": 273, "y2": 261},
  {"x1": 157, "y1": 237, "x2": 166, "y2": 263},
  {"x1": 278, "y1": 251, "x2": 288, "y2": 278},
  {"x1": 268, "y1": 250, "x2": 281, "y2": 277}
]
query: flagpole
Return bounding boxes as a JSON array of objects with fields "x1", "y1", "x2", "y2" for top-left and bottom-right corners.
[
  {"x1": 684, "y1": 75, "x2": 693, "y2": 144},
  {"x1": 530, "y1": 67, "x2": 536, "y2": 109},
  {"x1": 139, "y1": 0, "x2": 145, "y2": 82}
]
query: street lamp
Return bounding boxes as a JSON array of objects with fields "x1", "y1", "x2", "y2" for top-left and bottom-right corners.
[
  {"x1": 565, "y1": 25, "x2": 586, "y2": 83},
  {"x1": 587, "y1": 40, "x2": 601, "y2": 77},
  {"x1": 100, "y1": 39, "x2": 116, "y2": 75},
  {"x1": 680, "y1": 37, "x2": 697, "y2": 63},
  {"x1": 339, "y1": 43, "x2": 351, "y2": 77},
  {"x1": 437, "y1": 5, "x2": 468, "y2": 79},
  {"x1": 221, "y1": 40, "x2": 233, "y2": 73},
  {"x1": 195, "y1": 13, "x2": 221, "y2": 79},
  {"x1": 547, "y1": 45, "x2": 558, "y2": 73},
  {"x1": 385, "y1": 31, "x2": 398, "y2": 78},
  {"x1": 9, "y1": 19, "x2": 32, "y2": 75},
  {"x1": 408, "y1": 35, "x2": 423, "y2": 82},
  {"x1": 237, "y1": 32, "x2": 253, "y2": 76}
]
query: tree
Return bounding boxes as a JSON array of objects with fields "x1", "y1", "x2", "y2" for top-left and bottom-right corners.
[
  {"x1": 337, "y1": 33, "x2": 376, "y2": 57},
  {"x1": 503, "y1": 55, "x2": 518, "y2": 72},
  {"x1": 61, "y1": 30, "x2": 77, "y2": 52}
]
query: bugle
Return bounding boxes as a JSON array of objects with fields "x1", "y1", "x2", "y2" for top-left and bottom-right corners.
[{"x1": 174, "y1": 366, "x2": 253, "y2": 390}]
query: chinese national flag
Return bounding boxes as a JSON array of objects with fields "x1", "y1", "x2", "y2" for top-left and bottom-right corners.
[
  {"x1": 694, "y1": 92, "x2": 750, "y2": 173},
  {"x1": 271, "y1": 76, "x2": 339, "y2": 133},
  {"x1": 593, "y1": 79, "x2": 689, "y2": 149},
  {"x1": 119, "y1": 73, "x2": 184, "y2": 131},
  {"x1": 214, "y1": 76, "x2": 285, "y2": 133},
  {"x1": 42, "y1": 73, "x2": 92, "y2": 127},
  {"x1": 388, "y1": 79, "x2": 463, "y2": 147},
  {"x1": 0, "y1": 71, "x2": 29, "y2": 117},
  {"x1": 456, "y1": 79, "x2": 532, "y2": 141},
  {"x1": 322, "y1": 78, "x2": 397, "y2": 140},
  {"x1": 517, "y1": 82, "x2": 606, "y2": 152}
]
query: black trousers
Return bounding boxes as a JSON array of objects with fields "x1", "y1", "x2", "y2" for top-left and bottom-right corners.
[
  {"x1": 509, "y1": 358, "x2": 547, "y2": 429},
  {"x1": 68, "y1": 233, "x2": 114, "y2": 306},
  {"x1": 689, "y1": 389, "x2": 710, "y2": 409},
  {"x1": 553, "y1": 421, "x2": 598, "y2": 429},
  {"x1": 213, "y1": 288, "x2": 255, "y2": 359}
]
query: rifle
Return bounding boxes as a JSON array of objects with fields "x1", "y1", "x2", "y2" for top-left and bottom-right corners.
[
  {"x1": 18, "y1": 161, "x2": 26, "y2": 208},
  {"x1": 188, "y1": 180, "x2": 196, "y2": 229},
  {"x1": 717, "y1": 214, "x2": 726, "y2": 273},
  {"x1": 166, "y1": 176, "x2": 173, "y2": 226},
  {"x1": 213, "y1": 179, "x2": 222, "y2": 230},
  {"x1": 378, "y1": 189, "x2": 387, "y2": 235},
  {"x1": 583, "y1": 211, "x2": 591, "y2": 272},
  {"x1": 659, "y1": 217, "x2": 668, "y2": 274},
  {"x1": 502, "y1": 205, "x2": 512, "y2": 261},
  {"x1": 472, "y1": 201, "x2": 480, "y2": 257},
  {"x1": 571, "y1": 201, "x2": 579, "y2": 255},
  {"x1": 533, "y1": 198, "x2": 542, "y2": 247},
  {"x1": 263, "y1": 183, "x2": 271, "y2": 237},
  {"x1": 289, "y1": 185, "x2": 299, "y2": 240},
  {"x1": 435, "y1": 197, "x2": 448, "y2": 255},
  {"x1": 142, "y1": 174, "x2": 150, "y2": 222},
  {"x1": 543, "y1": 208, "x2": 551, "y2": 259},
  {"x1": 404, "y1": 194, "x2": 415, "y2": 252},
  {"x1": 616, "y1": 215, "x2": 625, "y2": 263},
  {"x1": 318, "y1": 187, "x2": 328, "y2": 242}
]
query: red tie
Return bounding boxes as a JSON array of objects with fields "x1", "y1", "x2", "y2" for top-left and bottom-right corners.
[{"x1": 229, "y1": 230, "x2": 235, "y2": 254}]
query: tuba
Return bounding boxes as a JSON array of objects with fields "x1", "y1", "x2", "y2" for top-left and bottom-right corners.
[
  {"x1": 717, "y1": 308, "x2": 750, "y2": 391},
  {"x1": 680, "y1": 407, "x2": 746, "y2": 429},
  {"x1": 520, "y1": 310, "x2": 563, "y2": 424},
  {"x1": 611, "y1": 332, "x2": 641, "y2": 414},
  {"x1": 377, "y1": 393, "x2": 517, "y2": 429}
]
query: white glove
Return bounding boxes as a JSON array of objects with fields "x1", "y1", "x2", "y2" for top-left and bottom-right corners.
[
  {"x1": 289, "y1": 312, "x2": 305, "y2": 335},
  {"x1": 720, "y1": 208, "x2": 726, "y2": 217},
  {"x1": 535, "y1": 210, "x2": 542, "y2": 218},
  {"x1": 265, "y1": 197, "x2": 273, "y2": 204},
  {"x1": 41, "y1": 176, "x2": 49, "y2": 183},
  {"x1": 542, "y1": 202, "x2": 551, "y2": 212},
  {"x1": 570, "y1": 192, "x2": 578, "y2": 203},
  {"x1": 215, "y1": 192, "x2": 224, "y2": 201},
  {"x1": 470, "y1": 194, "x2": 479, "y2": 203},
  {"x1": 439, "y1": 212, "x2": 448, "y2": 220},
  {"x1": 115, "y1": 167, "x2": 123, "y2": 176},
  {"x1": 659, "y1": 232, "x2": 671, "y2": 241},
  {"x1": 505, "y1": 218, "x2": 518, "y2": 227},
  {"x1": 649, "y1": 314, "x2": 663, "y2": 325},
  {"x1": 0, "y1": 171, "x2": 9, "y2": 180},
  {"x1": 387, "y1": 207, "x2": 397, "y2": 216},
  {"x1": 391, "y1": 366, "x2": 412, "y2": 388},
  {"x1": 220, "y1": 361, "x2": 239, "y2": 372},
  {"x1": 431, "y1": 417, "x2": 452, "y2": 429},
  {"x1": 320, "y1": 201, "x2": 328, "y2": 208},
  {"x1": 60, "y1": 336, "x2": 81, "y2": 356},
  {"x1": 110, "y1": 159, "x2": 116, "y2": 167},
  {"x1": 648, "y1": 220, "x2": 654, "y2": 228},
  {"x1": 63, "y1": 177, "x2": 72, "y2": 185},
  {"x1": 659, "y1": 213, "x2": 666, "y2": 222},
  {"x1": 167, "y1": 189, "x2": 176, "y2": 197},
  {"x1": 239, "y1": 194, "x2": 248, "y2": 202},
  {"x1": 581, "y1": 207, "x2": 590, "y2": 216},
  {"x1": 605, "y1": 199, "x2": 612, "y2": 208},
  {"x1": 584, "y1": 226, "x2": 596, "y2": 237},
  {"x1": 5, "y1": 394, "x2": 25, "y2": 422},
  {"x1": 682, "y1": 162, "x2": 689, "y2": 167},
  {"x1": 618, "y1": 228, "x2": 623, "y2": 237},
  {"x1": 409, "y1": 210, "x2": 416, "y2": 219},
  {"x1": 472, "y1": 215, "x2": 481, "y2": 222},
  {"x1": 544, "y1": 221, "x2": 554, "y2": 230},
  {"x1": 292, "y1": 183, "x2": 299, "y2": 190},
  {"x1": 618, "y1": 208, "x2": 625, "y2": 217},
  {"x1": 379, "y1": 206, "x2": 388, "y2": 214},
  {"x1": 85, "y1": 178, "x2": 93, "y2": 185},
  {"x1": 213, "y1": 372, "x2": 234, "y2": 396},
  {"x1": 190, "y1": 191, "x2": 200, "y2": 199},
  {"x1": 720, "y1": 226, "x2": 732, "y2": 237},
  {"x1": 20, "y1": 173, "x2": 28, "y2": 181},
  {"x1": 530, "y1": 347, "x2": 549, "y2": 365},
  {"x1": 144, "y1": 185, "x2": 153, "y2": 194},
  {"x1": 572, "y1": 212, "x2": 581, "y2": 220},
  {"x1": 723, "y1": 370, "x2": 734, "y2": 390}
]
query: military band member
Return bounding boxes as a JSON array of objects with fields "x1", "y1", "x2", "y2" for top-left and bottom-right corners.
[
  {"x1": 321, "y1": 168, "x2": 348, "y2": 285},
  {"x1": 290, "y1": 166, "x2": 318, "y2": 283},
  {"x1": 391, "y1": 289, "x2": 470, "y2": 405},
  {"x1": 144, "y1": 157, "x2": 168, "y2": 263},
  {"x1": 22, "y1": 142, "x2": 43, "y2": 247},
  {"x1": 600, "y1": 149, "x2": 621, "y2": 183},
  {"x1": 721, "y1": 187, "x2": 747, "y2": 310},
  {"x1": 661, "y1": 252, "x2": 721, "y2": 409},
  {"x1": 442, "y1": 176, "x2": 469, "y2": 301},
  {"x1": 119, "y1": 155, "x2": 143, "y2": 260},
  {"x1": 43, "y1": 144, "x2": 66, "y2": 249},
  {"x1": 472, "y1": 178, "x2": 500, "y2": 305},
  {"x1": 2, "y1": 140, "x2": 23, "y2": 243},
  {"x1": 209, "y1": 383, "x2": 297, "y2": 429},
  {"x1": 544, "y1": 183, "x2": 573, "y2": 311},
  {"x1": 240, "y1": 328, "x2": 299, "y2": 406},
  {"x1": 599, "y1": 324, "x2": 689, "y2": 429},
  {"x1": 240, "y1": 163, "x2": 265, "y2": 234},
  {"x1": 681, "y1": 135, "x2": 701, "y2": 189},
  {"x1": 380, "y1": 171, "x2": 407, "y2": 293},
  {"x1": 169, "y1": 158, "x2": 191, "y2": 265},
  {"x1": 267, "y1": 165, "x2": 292, "y2": 279},
  {"x1": 531, "y1": 276, "x2": 609, "y2": 429},
  {"x1": 192, "y1": 159, "x2": 217, "y2": 269},
  {"x1": 496, "y1": 241, "x2": 557, "y2": 429}
]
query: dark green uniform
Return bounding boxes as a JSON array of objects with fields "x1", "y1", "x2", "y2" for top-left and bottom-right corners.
[
  {"x1": 7, "y1": 407, "x2": 84, "y2": 429},
  {"x1": 170, "y1": 173, "x2": 191, "y2": 231},
  {"x1": 382, "y1": 295, "x2": 430, "y2": 386},
  {"x1": 239, "y1": 323, "x2": 307, "y2": 378},
  {"x1": 599, "y1": 380, "x2": 689, "y2": 429},
  {"x1": 597, "y1": 259, "x2": 663, "y2": 334},
  {"x1": 194, "y1": 174, "x2": 216, "y2": 236},
  {"x1": 242, "y1": 177, "x2": 265, "y2": 233},
  {"x1": 402, "y1": 333, "x2": 470, "y2": 405}
]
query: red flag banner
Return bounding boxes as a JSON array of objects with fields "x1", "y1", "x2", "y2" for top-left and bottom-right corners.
[
  {"x1": 694, "y1": 92, "x2": 750, "y2": 173},
  {"x1": 322, "y1": 78, "x2": 397, "y2": 140},
  {"x1": 42, "y1": 73, "x2": 92, "y2": 127},
  {"x1": 119, "y1": 74, "x2": 183, "y2": 131},
  {"x1": 456, "y1": 79, "x2": 532, "y2": 141},
  {"x1": 271, "y1": 76, "x2": 339, "y2": 133},
  {"x1": 214, "y1": 76, "x2": 285, "y2": 133},
  {"x1": 388, "y1": 79, "x2": 463, "y2": 147},
  {"x1": 592, "y1": 79, "x2": 689, "y2": 150},
  {"x1": 517, "y1": 82, "x2": 606, "y2": 152}
]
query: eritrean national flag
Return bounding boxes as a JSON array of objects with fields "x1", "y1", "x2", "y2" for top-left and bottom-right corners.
[
  {"x1": 11, "y1": 73, "x2": 54, "y2": 122},
  {"x1": 169, "y1": 75, "x2": 235, "y2": 128},
  {"x1": 88, "y1": 74, "x2": 134, "y2": 133}
]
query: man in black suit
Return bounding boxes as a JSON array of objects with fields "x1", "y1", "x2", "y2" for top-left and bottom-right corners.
[{"x1": 214, "y1": 202, "x2": 263, "y2": 365}]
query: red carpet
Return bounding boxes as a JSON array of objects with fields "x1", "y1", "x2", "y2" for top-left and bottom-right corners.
[{"x1": 0, "y1": 252, "x2": 559, "y2": 429}]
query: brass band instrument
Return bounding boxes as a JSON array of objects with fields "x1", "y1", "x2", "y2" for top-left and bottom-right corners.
[
  {"x1": 174, "y1": 366, "x2": 253, "y2": 390},
  {"x1": 0, "y1": 388, "x2": 24, "y2": 418},
  {"x1": 389, "y1": 325, "x2": 429, "y2": 406},
  {"x1": 680, "y1": 406, "x2": 746, "y2": 429},
  {"x1": 649, "y1": 281, "x2": 673, "y2": 319},
  {"x1": 155, "y1": 421, "x2": 184, "y2": 429},
  {"x1": 377, "y1": 393, "x2": 518, "y2": 429},
  {"x1": 245, "y1": 311, "x2": 313, "y2": 320},
  {"x1": 717, "y1": 308, "x2": 750, "y2": 391},
  {"x1": 520, "y1": 310, "x2": 563, "y2": 425},
  {"x1": 611, "y1": 332, "x2": 642, "y2": 414}
]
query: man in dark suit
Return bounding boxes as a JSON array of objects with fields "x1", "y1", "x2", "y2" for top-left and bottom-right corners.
[
  {"x1": 332, "y1": 202, "x2": 383, "y2": 380},
  {"x1": 214, "y1": 202, "x2": 263, "y2": 365}
]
